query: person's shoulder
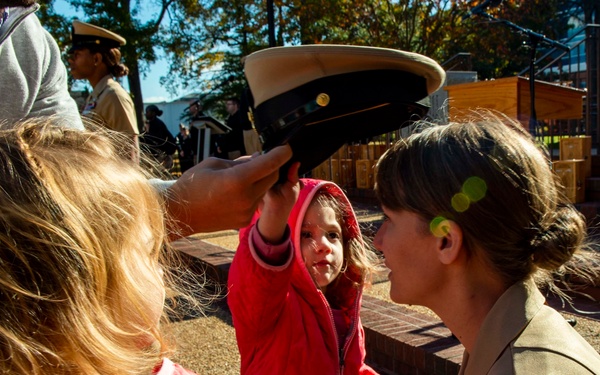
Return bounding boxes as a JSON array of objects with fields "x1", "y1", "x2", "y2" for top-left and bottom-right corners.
[
  {"x1": 508, "y1": 348, "x2": 600, "y2": 374},
  {"x1": 231, "y1": 110, "x2": 243, "y2": 123},
  {"x1": 2, "y1": 7, "x2": 46, "y2": 48},
  {"x1": 103, "y1": 78, "x2": 134, "y2": 104},
  {"x1": 156, "y1": 117, "x2": 169, "y2": 128},
  {"x1": 508, "y1": 305, "x2": 600, "y2": 373},
  {"x1": 11, "y1": 7, "x2": 39, "y2": 30},
  {"x1": 105, "y1": 78, "x2": 128, "y2": 94}
]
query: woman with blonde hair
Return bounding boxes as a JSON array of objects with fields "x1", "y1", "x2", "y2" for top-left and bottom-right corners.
[
  {"x1": 374, "y1": 113, "x2": 600, "y2": 374},
  {"x1": 0, "y1": 118, "x2": 198, "y2": 374}
]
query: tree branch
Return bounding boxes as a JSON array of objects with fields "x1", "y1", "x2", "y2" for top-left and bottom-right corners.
[{"x1": 150, "y1": 0, "x2": 177, "y2": 32}]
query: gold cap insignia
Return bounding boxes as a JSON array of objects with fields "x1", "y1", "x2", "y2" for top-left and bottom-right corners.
[{"x1": 316, "y1": 93, "x2": 330, "y2": 107}]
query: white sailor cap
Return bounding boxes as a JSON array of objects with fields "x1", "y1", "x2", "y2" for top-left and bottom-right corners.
[
  {"x1": 69, "y1": 20, "x2": 126, "y2": 53},
  {"x1": 243, "y1": 44, "x2": 446, "y2": 177}
]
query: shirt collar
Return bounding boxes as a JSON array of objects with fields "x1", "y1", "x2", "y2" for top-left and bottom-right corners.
[
  {"x1": 460, "y1": 278, "x2": 544, "y2": 374},
  {"x1": 0, "y1": 8, "x2": 8, "y2": 29}
]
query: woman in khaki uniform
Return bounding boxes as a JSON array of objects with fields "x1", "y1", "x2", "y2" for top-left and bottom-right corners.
[
  {"x1": 68, "y1": 20, "x2": 139, "y2": 162},
  {"x1": 374, "y1": 112, "x2": 600, "y2": 374}
]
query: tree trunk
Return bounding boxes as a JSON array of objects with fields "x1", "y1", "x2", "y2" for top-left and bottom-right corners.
[
  {"x1": 126, "y1": 57, "x2": 145, "y2": 133},
  {"x1": 267, "y1": 0, "x2": 276, "y2": 47}
]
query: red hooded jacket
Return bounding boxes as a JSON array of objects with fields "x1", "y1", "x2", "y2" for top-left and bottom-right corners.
[{"x1": 228, "y1": 179, "x2": 377, "y2": 374}]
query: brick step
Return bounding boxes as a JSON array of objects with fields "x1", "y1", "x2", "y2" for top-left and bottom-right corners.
[
  {"x1": 361, "y1": 295, "x2": 462, "y2": 375},
  {"x1": 172, "y1": 226, "x2": 600, "y2": 375}
]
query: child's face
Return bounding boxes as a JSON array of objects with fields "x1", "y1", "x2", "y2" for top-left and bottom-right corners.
[{"x1": 300, "y1": 200, "x2": 344, "y2": 291}]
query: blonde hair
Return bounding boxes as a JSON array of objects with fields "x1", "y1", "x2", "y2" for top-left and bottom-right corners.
[
  {"x1": 0, "y1": 119, "x2": 182, "y2": 374},
  {"x1": 375, "y1": 112, "x2": 599, "y2": 291}
]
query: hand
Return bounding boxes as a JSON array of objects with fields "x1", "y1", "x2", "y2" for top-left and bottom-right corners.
[
  {"x1": 257, "y1": 162, "x2": 301, "y2": 244},
  {"x1": 166, "y1": 145, "x2": 292, "y2": 237}
]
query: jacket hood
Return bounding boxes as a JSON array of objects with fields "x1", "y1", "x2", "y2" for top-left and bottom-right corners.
[
  {"x1": 239, "y1": 178, "x2": 365, "y2": 307},
  {"x1": 289, "y1": 178, "x2": 364, "y2": 310},
  {"x1": 288, "y1": 178, "x2": 361, "y2": 247}
]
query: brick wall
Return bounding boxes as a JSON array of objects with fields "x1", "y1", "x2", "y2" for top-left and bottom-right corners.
[{"x1": 361, "y1": 296, "x2": 462, "y2": 374}]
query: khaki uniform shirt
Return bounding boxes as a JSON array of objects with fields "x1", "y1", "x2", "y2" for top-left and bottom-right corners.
[
  {"x1": 82, "y1": 74, "x2": 138, "y2": 135},
  {"x1": 460, "y1": 278, "x2": 600, "y2": 374}
]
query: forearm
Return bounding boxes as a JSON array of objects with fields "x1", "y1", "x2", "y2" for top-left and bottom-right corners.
[
  {"x1": 257, "y1": 205, "x2": 291, "y2": 244},
  {"x1": 256, "y1": 163, "x2": 300, "y2": 243},
  {"x1": 252, "y1": 222, "x2": 291, "y2": 266},
  {"x1": 228, "y1": 225, "x2": 293, "y2": 336}
]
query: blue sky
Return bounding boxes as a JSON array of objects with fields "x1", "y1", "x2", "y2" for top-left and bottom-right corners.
[{"x1": 53, "y1": 0, "x2": 178, "y2": 103}]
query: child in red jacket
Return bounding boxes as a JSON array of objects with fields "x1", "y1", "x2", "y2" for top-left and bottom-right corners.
[{"x1": 228, "y1": 164, "x2": 380, "y2": 374}]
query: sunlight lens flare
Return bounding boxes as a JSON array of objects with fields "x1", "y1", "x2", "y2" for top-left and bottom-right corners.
[
  {"x1": 462, "y1": 176, "x2": 487, "y2": 202},
  {"x1": 430, "y1": 216, "x2": 450, "y2": 238},
  {"x1": 430, "y1": 177, "x2": 487, "y2": 236}
]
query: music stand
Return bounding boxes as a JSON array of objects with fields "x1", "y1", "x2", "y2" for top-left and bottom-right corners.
[{"x1": 190, "y1": 116, "x2": 231, "y2": 162}]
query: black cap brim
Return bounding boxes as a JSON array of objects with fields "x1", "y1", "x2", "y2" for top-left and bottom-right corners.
[
  {"x1": 68, "y1": 34, "x2": 122, "y2": 54},
  {"x1": 252, "y1": 69, "x2": 430, "y2": 179}
]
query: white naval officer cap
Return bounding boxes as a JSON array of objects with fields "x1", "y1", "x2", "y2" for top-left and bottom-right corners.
[
  {"x1": 243, "y1": 44, "x2": 446, "y2": 177},
  {"x1": 69, "y1": 20, "x2": 126, "y2": 53}
]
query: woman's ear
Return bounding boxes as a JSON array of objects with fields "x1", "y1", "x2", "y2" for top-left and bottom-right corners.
[
  {"x1": 93, "y1": 52, "x2": 103, "y2": 66},
  {"x1": 435, "y1": 220, "x2": 463, "y2": 265}
]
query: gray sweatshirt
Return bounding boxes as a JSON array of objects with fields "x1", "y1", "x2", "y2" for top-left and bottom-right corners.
[{"x1": 0, "y1": 4, "x2": 83, "y2": 129}]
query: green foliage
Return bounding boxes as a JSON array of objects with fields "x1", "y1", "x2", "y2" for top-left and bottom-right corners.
[
  {"x1": 39, "y1": 0, "x2": 586, "y2": 111},
  {"x1": 457, "y1": 0, "x2": 570, "y2": 79}
]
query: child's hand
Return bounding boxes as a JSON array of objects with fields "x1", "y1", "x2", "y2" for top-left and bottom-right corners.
[
  {"x1": 167, "y1": 145, "x2": 292, "y2": 237},
  {"x1": 257, "y1": 162, "x2": 301, "y2": 243}
]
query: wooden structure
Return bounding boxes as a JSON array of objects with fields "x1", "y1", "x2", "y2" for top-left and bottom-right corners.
[
  {"x1": 444, "y1": 76, "x2": 586, "y2": 126},
  {"x1": 553, "y1": 136, "x2": 593, "y2": 204},
  {"x1": 560, "y1": 136, "x2": 592, "y2": 178},
  {"x1": 445, "y1": 77, "x2": 590, "y2": 204},
  {"x1": 312, "y1": 143, "x2": 387, "y2": 189},
  {"x1": 553, "y1": 159, "x2": 587, "y2": 204}
]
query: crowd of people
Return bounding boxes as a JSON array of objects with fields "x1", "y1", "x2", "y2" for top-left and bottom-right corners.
[
  {"x1": 141, "y1": 97, "x2": 252, "y2": 175},
  {"x1": 1, "y1": 1, "x2": 600, "y2": 374}
]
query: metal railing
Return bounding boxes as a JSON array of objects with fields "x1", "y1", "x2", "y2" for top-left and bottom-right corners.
[
  {"x1": 441, "y1": 52, "x2": 473, "y2": 72},
  {"x1": 518, "y1": 24, "x2": 600, "y2": 157}
]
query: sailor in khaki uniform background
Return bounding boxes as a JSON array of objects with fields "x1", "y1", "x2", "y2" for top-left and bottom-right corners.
[{"x1": 67, "y1": 20, "x2": 139, "y2": 162}]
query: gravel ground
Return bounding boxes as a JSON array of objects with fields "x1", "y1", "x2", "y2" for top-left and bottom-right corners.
[
  {"x1": 168, "y1": 300, "x2": 240, "y2": 374},
  {"x1": 167, "y1": 229, "x2": 600, "y2": 374},
  {"x1": 167, "y1": 233, "x2": 240, "y2": 374}
]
